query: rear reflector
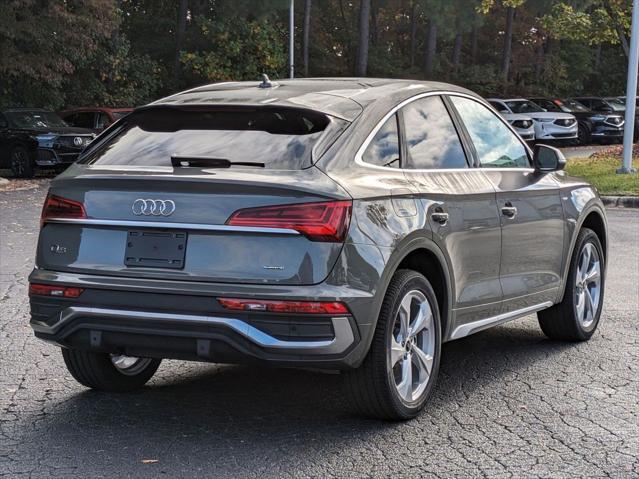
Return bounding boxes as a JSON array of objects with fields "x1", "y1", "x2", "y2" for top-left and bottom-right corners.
[
  {"x1": 217, "y1": 298, "x2": 350, "y2": 314},
  {"x1": 226, "y1": 200, "x2": 352, "y2": 242},
  {"x1": 41, "y1": 194, "x2": 87, "y2": 226},
  {"x1": 29, "y1": 283, "x2": 84, "y2": 298}
]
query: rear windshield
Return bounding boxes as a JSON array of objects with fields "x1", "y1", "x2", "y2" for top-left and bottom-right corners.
[{"x1": 79, "y1": 107, "x2": 335, "y2": 170}]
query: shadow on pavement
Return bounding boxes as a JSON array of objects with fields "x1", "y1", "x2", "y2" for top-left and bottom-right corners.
[{"x1": 32, "y1": 321, "x2": 578, "y2": 460}]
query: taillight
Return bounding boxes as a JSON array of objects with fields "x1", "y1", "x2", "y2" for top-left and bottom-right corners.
[
  {"x1": 226, "y1": 200, "x2": 352, "y2": 242},
  {"x1": 29, "y1": 283, "x2": 84, "y2": 298},
  {"x1": 41, "y1": 194, "x2": 86, "y2": 226},
  {"x1": 218, "y1": 298, "x2": 350, "y2": 314}
]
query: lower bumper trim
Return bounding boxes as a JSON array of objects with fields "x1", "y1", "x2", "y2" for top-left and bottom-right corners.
[{"x1": 31, "y1": 306, "x2": 355, "y2": 355}]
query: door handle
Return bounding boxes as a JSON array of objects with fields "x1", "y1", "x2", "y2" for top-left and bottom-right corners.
[
  {"x1": 431, "y1": 207, "x2": 449, "y2": 225},
  {"x1": 501, "y1": 202, "x2": 517, "y2": 218}
]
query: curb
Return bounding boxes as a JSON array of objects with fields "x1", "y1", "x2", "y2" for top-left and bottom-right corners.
[
  {"x1": 0, "y1": 177, "x2": 8, "y2": 185},
  {"x1": 601, "y1": 196, "x2": 639, "y2": 208}
]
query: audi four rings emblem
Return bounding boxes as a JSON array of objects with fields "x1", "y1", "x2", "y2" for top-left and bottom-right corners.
[{"x1": 131, "y1": 199, "x2": 176, "y2": 216}]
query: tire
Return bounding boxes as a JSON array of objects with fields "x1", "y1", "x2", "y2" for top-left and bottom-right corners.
[
  {"x1": 538, "y1": 228, "x2": 605, "y2": 341},
  {"x1": 577, "y1": 122, "x2": 591, "y2": 145},
  {"x1": 9, "y1": 145, "x2": 35, "y2": 178},
  {"x1": 344, "y1": 269, "x2": 442, "y2": 420},
  {"x1": 62, "y1": 348, "x2": 161, "y2": 392}
]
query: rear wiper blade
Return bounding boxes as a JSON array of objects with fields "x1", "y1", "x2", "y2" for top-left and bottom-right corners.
[{"x1": 171, "y1": 156, "x2": 265, "y2": 168}]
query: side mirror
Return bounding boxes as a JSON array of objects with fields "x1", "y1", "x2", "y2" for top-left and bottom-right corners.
[{"x1": 533, "y1": 144, "x2": 566, "y2": 173}]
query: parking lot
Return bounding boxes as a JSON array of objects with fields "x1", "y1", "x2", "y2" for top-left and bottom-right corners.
[{"x1": 1, "y1": 179, "x2": 638, "y2": 478}]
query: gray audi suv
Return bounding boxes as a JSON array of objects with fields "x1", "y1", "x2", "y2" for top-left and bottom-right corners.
[{"x1": 29, "y1": 78, "x2": 607, "y2": 420}]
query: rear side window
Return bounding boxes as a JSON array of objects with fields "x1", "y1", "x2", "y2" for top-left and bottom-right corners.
[
  {"x1": 450, "y1": 96, "x2": 529, "y2": 168},
  {"x1": 401, "y1": 96, "x2": 468, "y2": 169},
  {"x1": 67, "y1": 112, "x2": 95, "y2": 129},
  {"x1": 489, "y1": 101, "x2": 508, "y2": 113},
  {"x1": 96, "y1": 112, "x2": 111, "y2": 130},
  {"x1": 79, "y1": 107, "x2": 335, "y2": 170},
  {"x1": 362, "y1": 114, "x2": 400, "y2": 168}
]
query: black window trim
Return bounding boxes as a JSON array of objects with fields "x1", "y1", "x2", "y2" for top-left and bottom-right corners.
[{"x1": 441, "y1": 95, "x2": 476, "y2": 168}]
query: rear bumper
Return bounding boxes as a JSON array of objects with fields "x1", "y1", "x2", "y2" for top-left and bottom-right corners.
[{"x1": 28, "y1": 269, "x2": 371, "y2": 369}]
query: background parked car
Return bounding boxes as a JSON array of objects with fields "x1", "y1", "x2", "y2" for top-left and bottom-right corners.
[
  {"x1": 487, "y1": 98, "x2": 578, "y2": 143},
  {"x1": 574, "y1": 96, "x2": 639, "y2": 141},
  {"x1": 616, "y1": 96, "x2": 639, "y2": 108},
  {"x1": 0, "y1": 108, "x2": 94, "y2": 178},
  {"x1": 59, "y1": 107, "x2": 133, "y2": 134},
  {"x1": 487, "y1": 107, "x2": 535, "y2": 141},
  {"x1": 530, "y1": 98, "x2": 624, "y2": 145}
]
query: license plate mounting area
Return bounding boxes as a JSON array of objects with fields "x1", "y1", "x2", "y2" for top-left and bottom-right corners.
[{"x1": 124, "y1": 230, "x2": 187, "y2": 269}]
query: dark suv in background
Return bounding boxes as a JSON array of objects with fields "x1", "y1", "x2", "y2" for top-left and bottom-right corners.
[
  {"x1": 574, "y1": 96, "x2": 639, "y2": 141},
  {"x1": 530, "y1": 98, "x2": 624, "y2": 144},
  {"x1": 0, "y1": 108, "x2": 94, "y2": 177}
]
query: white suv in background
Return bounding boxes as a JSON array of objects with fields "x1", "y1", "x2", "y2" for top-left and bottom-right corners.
[
  {"x1": 488, "y1": 98, "x2": 578, "y2": 142},
  {"x1": 486, "y1": 103, "x2": 535, "y2": 141}
]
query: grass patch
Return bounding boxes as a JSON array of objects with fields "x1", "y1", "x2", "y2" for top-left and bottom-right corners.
[{"x1": 565, "y1": 155, "x2": 639, "y2": 196}]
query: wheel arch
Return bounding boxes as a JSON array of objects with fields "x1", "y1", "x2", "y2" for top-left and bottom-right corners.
[
  {"x1": 362, "y1": 235, "x2": 454, "y2": 354},
  {"x1": 557, "y1": 205, "x2": 608, "y2": 302},
  {"x1": 580, "y1": 209, "x2": 607, "y2": 261}
]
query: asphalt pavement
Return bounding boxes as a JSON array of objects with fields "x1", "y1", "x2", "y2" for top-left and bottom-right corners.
[{"x1": 1, "y1": 180, "x2": 638, "y2": 478}]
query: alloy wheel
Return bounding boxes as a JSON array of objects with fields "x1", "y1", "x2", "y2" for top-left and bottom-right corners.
[
  {"x1": 11, "y1": 149, "x2": 26, "y2": 176},
  {"x1": 574, "y1": 242, "x2": 601, "y2": 328},
  {"x1": 110, "y1": 354, "x2": 154, "y2": 376},
  {"x1": 390, "y1": 290, "x2": 435, "y2": 403}
]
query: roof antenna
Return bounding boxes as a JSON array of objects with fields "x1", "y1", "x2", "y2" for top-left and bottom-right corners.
[{"x1": 258, "y1": 73, "x2": 275, "y2": 89}]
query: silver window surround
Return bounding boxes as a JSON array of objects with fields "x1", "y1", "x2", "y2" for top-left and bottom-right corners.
[{"x1": 354, "y1": 91, "x2": 533, "y2": 173}]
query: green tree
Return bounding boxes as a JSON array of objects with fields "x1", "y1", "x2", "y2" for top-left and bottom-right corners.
[
  {"x1": 479, "y1": 0, "x2": 527, "y2": 85},
  {"x1": 63, "y1": 34, "x2": 162, "y2": 108},
  {"x1": 0, "y1": 0, "x2": 118, "y2": 108},
  {"x1": 179, "y1": 15, "x2": 287, "y2": 83}
]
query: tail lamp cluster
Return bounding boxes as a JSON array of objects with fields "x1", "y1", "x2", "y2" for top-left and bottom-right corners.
[
  {"x1": 40, "y1": 194, "x2": 86, "y2": 227},
  {"x1": 218, "y1": 298, "x2": 349, "y2": 314},
  {"x1": 40, "y1": 194, "x2": 352, "y2": 243},
  {"x1": 29, "y1": 283, "x2": 84, "y2": 298},
  {"x1": 226, "y1": 200, "x2": 352, "y2": 243}
]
